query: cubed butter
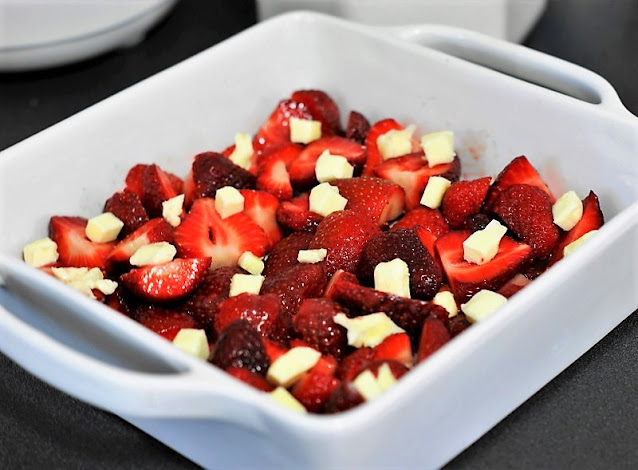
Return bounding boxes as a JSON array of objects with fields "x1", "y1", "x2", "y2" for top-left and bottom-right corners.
[
  {"x1": 462, "y1": 219, "x2": 508, "y2": 265},
  {"x1": 563, "y1": 230, "x2": 598, "y2": 257},
  {"x1": 290, "y1": 117, "x2": 322, "y2": 144},
  {"x1": 461, "y1": 289, "x2": 508, "y2": 323},
  {"x1": 215, "y1": 186, "x2": 245, "y2": 219},
  {"x1": 270, "y1": 387, "x2": 307, "y2": 413},
  {"x1": 333, "y1": 312, "x2": 405, "y2": 348},
  {"x1": 315, "y1": 150, "x2": 354, "y2": 183},
  {"x1": 308, "y1": 182, "x2": 348, "y2": 217},
  {"x1": 377, "y1": 125, "x2": 416, "y2": 160},
  {"x1": 420, "y1": 176, "x2": 452, "y2": 209},
  {"x1": 229, "y1": 273, "x2": 264, "y2": 296},
  {"x1": 162, "y1": 194, "x2": 185, "y2": 227},
  {"x1": 376, "y1": 362, "x2": 398, "y2": 392},
  {"x1": 353, "y1": 369, "x2": 382, "y2": 401},
  {"x1": 130, "y1": 241, "x2": 177, "y2": 267},
  {"x1": 552, "y1": 190, "x2": 583, "y2": 231},
  {"x1": 85, "y1": 212, "x2": 124, "y2": 243},
  {"x1": 51, "y1": 267, "x2": 117, "y2": 299},
  {"x1": 374, "y1": 258, "x2": 411, "y2": 298},
  {"x1": 433, "y1": 290, "x2": 458, "y2": 318},
  {"x1": 228, "y1": 133, "x2": 254, "y2": 170},
  {"x1": 172, "y1": 329, "x2": 210, "y2": 360},
  {"x1": 297, "y1": 248, "x2": 327, "y2": 264},
  {"x1": 23, "y1": 237, "x2": 59, "y2": 267},
  {"x1": 238, "y1": 251, "x2": 264, "y2": 275},
  {"x1": 421, "y1": 131, "x2": 455, "y2": 167},
  {"x1": 267, "y1": 346, "x2": 322, "y2": 387}
]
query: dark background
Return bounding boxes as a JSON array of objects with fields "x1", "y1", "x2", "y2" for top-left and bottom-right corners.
[{"x1": 1, "y1": 0, "x2": 637, "y2": 468}]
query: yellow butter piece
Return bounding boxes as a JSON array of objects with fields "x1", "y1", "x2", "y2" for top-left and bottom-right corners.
[
  {"x1": 229, "y1": 273, "x2": 264, "y2": 297},
  {"x1": 238, "y1": 251, "x2": 264, "y2": 275},
  {"x1": 267, "y1": 347, "x2": 322, "y2": 388},
  {"x1": 552, "y1": 190, "x2": 583, "y2": 231},
  {"x1": 270, "y1": 387, "x2": 307, "y2": 413},
  {"x1": 461, "y1": 289, "x2": 507, "y2": 323},
  {"x1": 51, "y1": 267, "x2": 117, "y2": 299},
  {"x1": 130, "y1": 241, "x2": 176, "y2": 267},
  {"x1": 162, "y1": 194, "x2": 185, "y2": 228},
  {"x1": 374, "y1": 258, "x2": 410, "y2": 298},
  {"x1": 173, "y1": 329, "x2": 210, "y2": 360},
  {"x1": 421, "y1": 131, "x2": 455, "y2": 167},
  {"x1": 333, "y1": 312, "x2": 404, "y2": 348},
  {"x1": 420, "y1": 176, "x2": 452, "y2": 209},
  {"x1": 228, "y1": 133, "x2": 254, "y2": 170},
  {"x1": 290, "y1": 117, "x2": 322, "y2": 144},
  {"x1": 376, "y1": 362, "x2": 398, "y2": 392},
  {"x1": 85, "y1": 212, "x2": 124, "y2": 243},
  {"x1": 297, "y1": 248, "x2": 327, "y2": 264},
  {"x1": 315, "y1": 150, "x2": 354, "y2": 183},
  {"x1": 23, "y1": 237, "x2": 59, "y2": 267},
  {"x1": 433, "y1": 290, "x2": 458, "y2": 318},
  {"x1": 377, "y1": 125, "x2": 415, "y2": 160},
  {"x1": 563, "y1": 230, "x2": 598, "y2": 257},
  {"x1": 353, "y1": 369, "x2": 382, "y2": 401},
  {"x1": 309, "y1": 182, "x2": 348, "y2": 217},
  {"x1": 215, "y1": 186, "x2": 245, "y2": 219},
  {"x1": 462, "y1": 219, "x2": 508, "y2": 265}
]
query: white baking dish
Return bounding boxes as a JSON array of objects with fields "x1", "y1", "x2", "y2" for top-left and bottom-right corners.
[{"x1": 0, "y1": 12, "x2": 637, "y2": 470}]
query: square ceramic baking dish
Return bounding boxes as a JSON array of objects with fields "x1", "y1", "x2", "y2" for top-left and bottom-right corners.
[{"x1": 0, "y1": 12, "x2": 637, "y2": 470}]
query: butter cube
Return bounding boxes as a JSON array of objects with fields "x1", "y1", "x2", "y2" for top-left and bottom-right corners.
[
  {"x1": 374, "y1": 258, "x2": 411, "y2": 298},
  {"x1": 238, "y1": 251, "x2": 264, "y2": 275},
  {"x1": 215, "y1": 186, "x2": 245, "y2": 219},
  {"x1": 461, "y1": 289, "x2": 508, "y2": 323},
  {"x1": 315, "y1": 150, "x2": 354, "y2": 183},
  {"x1": 290, "y1": 117, "x2": 322, "y2": 144},
  {"x1": 162, "y1": 194, "x2": 185, "y2": 228},
  {"x1": 93, "y1": 279, "x2": 118, "y2": 296},
  {"x1": 563, "y1": 230, "x2": 598, "y2": 257},
  {"x1": 433, "y1": 290, "x2": 458, "y2": 318},
  {"x1": 462, "y1": 219, "x2": 508, "y2": 265},
  {"x1": 309, "y1": 182, "x2": 348, "y2": 217},
  {"x1": 23, "y1": 237, "x2": 59, "y2": 267},
  {"x1": 270, "y1": 387, "x2": 307, "y2": 413},
  {"x1": 229, "y1": 273, "x2": 264, "y2": 296},
  {"x1": 228, "y1": 133, "x2": 254, "y2": 170},
  {"x1": 267, "y1": 347, "x2": 322, "y2": 387},
  {"x1": 421, "y1": 131, "x2": 455, "y2": 167},
  {"x1": 130, "y1": 241, "x2": 176, "y2": 266},
  {"x1": 51, "y1": 267, "x2": 117, "y2": 299},
  {"x1": 172, "y1": 329, "x2": 210, "y2": 360},
  {"x1": 377, "y1": 125, "x2": 415, "y2": 160},
  {"x1": 85, "y1": 212, "x2": 124, "y2": 243},
  {"x1": 353, "y1": 369, "x2": 382, "y2": 401},
  {"x1": 552, "y1": 190, "x2": 583, "y2": 231},
  {"x1": 420, "y1": 176, "x2": 452, "y2": 209},
  {"x1": 376, "y1": 362, "x2": 398, "y2": 392},
  {"x1": 333, "y1": 312, "x2": 405, "y2": 348},
  {"x1": 297, "y1": 248, "x2": 327, "y2": 264}
]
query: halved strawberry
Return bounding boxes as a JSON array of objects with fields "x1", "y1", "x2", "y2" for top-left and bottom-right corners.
[
  {"x1": 106, "y1": 218, "x2": 174, "y2": 269},
  {"x1": 374, "y1": 153, "x2": 461, "y2": 209},
  {"x1": 441, "y1": 177, "x2": 491, "y2": 229},
  {"x1": 141, "y1": 164, "x2": 180, "y2": 218},
  {"x1": 239, "y1": 189, "x2": 282, "y2": 250},
  {"x1": 125, "y1": 164, "x2": 182, "y2": 197},
  {"x1": 120, "y1": 257, "x2": 211, "y2": 302},
  {"x1": 209, "y1": 320, "x2": 270, "y2": 375},
  {"x1": 292, "y1": 372, "x2": 341, "y2": 413},
  {"x1": 289, "y1": 339, "x2": 339, "y2": 376},
  {"x1": 103, "y1": 190, "x2": 149, "y2": 238},
  {"x1": 290, "y1": 90, "x2": 341, "y2": 136},
  {"x1": 255, "y1": 143, "x2": 302, "y2": 200},
  {"x1": 263, "y1": 338, "x2": 288, "y2": 363},
  {"x1": 276, "y1": 193, "x2": 323, "y2": 233},
  {"x1": 262, "y1": 263, "x2": 328, "y2": 318},
  {"x1": 345, "y1": 110, "x2": 370, "y2": 145},
  {"x1": 362, "y1": 118, "x2": 404, "y2": 175},
  {"x1": 324, "y1": 381, "x2": 364, "y2": 413},
  {"x1": 49, "y1": 216, "x2": 114, "y2": 270},
  {"x1": 226, "y1": 367, "x2": 274, "y2": 392},
  {"x1": 435, "y1": 230, "x2": 532, "y2": 302},
  {"x1": 214, "y1": 293, "x2": 287, "y2": 342},
  {"x1": 324, "y1": 269, "x2": 360, "y2": 299},
  {"x1": 337, "y1": 347, "x2": 376, "y2": 381},
  {"x1": 448, "y1": 313, "x2": 472, "y2": 337},
  {"x1": 497, "y1": 273, "x2": 532, "y2": 298},
  {"x1": 288, "y1": 137, "x2": 367, "y2": 190},
  {"x1": 391, "y1": 206, "x2": 450, "y2": 259},
  {"x1": 174, "y1": 198, "x2": 268, "y2": 267},
  {"x1": 254, "y1": 99, "x2": 313, "y2": 154},
  {"x1": 416, "y1": 316, "x2": 450, "y2": 364},
  {"x1": 293, "y1": 298, "x2": 348, "y2": 359},
  {"x1": 373, "y1": 332, "x2": 413, "y2": 369},
  {"x1": 332, "y1": 176, "x2": 405, "y2": 226},
  {"x1": 134, "y1": 305, "x2": 198, "y2": 341},
  {"x1": 263, "y1": 231, "x2": 314, "y2": 277}
]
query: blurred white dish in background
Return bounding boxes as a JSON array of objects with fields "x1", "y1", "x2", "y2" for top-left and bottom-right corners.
[
  {"x1": 257, "y1": 0, "x2": 547, "y2": 43},
  {"x1": 0, "y1": 0, "x2": 178, "y2": 72}
]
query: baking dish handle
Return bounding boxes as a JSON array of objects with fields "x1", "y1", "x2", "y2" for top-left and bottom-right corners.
[{"x1": 383, "y1": 24, "x2": 633, "y2": 118}]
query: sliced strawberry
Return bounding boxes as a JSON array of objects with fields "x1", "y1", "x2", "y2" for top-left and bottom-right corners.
[
  {"x1": 141, "y1": 164, "x2": 179, "y2": 218},
  {"x1": 276, "y1": 193, "x2": 323, "y2": 233},
  {"x1": 311, "y1": 354, "x2": 338, "y2": 377},
  {"x1": 497, "y1": 273, "x2": 532, "y2": 298},
  {"x1": 254, "y1": 99, "x2": 312, "y2": 154},
  {"x1": 104, "y1": 286, "x2": 138, "y2": 317},
  {"x1": 174, "y1": 198, "x2": 268, "y2": 267},
  {"x1": 363, "y1": 118, "x2": 404, "y2": 175},
  {"x1": 221, "y1": 143, "x2": 258, "y2": 176},
  {"x1": 391, "y1": 206, "x2": 449, "y2": 235},
  {"x1": 448, "y1": 313, "x2": 472, "y2": 337},
  {"x1": 262, "y1": 263, "x2": 328, "y2": 318},
  {"x1": 288, "y1": 137, "x2": 366, "y2": 190},
  {"x1": 209, "y1": 320, "x2": 270, "y2": 375},
  {"x1": 345, "y1": 110, "x2": 370, "y2": 145},
  {"x1": 226, "y1": 367, "x2": 273, "y2": 392},
  {"x1": 435, "y1": 230, "x2": 532, "y2": 302},
  {"x1": 441, "y1": 177, "x2": 491, "y2": 229},
  {"x1": 124, "y1": 164, "x2": 147, "y2": 197},
  {"x1": 417, "y1": 316, "x2": 450, "y2": 363},
  {"x1": 255, "y1": 143, "x2": 302, "y2": 200},
  {"x1": 332, "y1": 176, "x2": 405, "y2": 226},
  {"x1": 134, "y1": 305, "x2": 198, "y2": 341},
  {"x1": 290, "y1": 90, "x2": 341, "y2": 136},
  {"x1": 106, "y1": 218, "x2": 174, "y2": 269},
  {"x1": 460, "y1": 213, "x2": 492, "y2": 232},
  {"x1": 293, "y1": 298, "x2": 348, "y2": 359},
  {"x1": 263, "y1": 231, "x2": 314, "y2": 277},
  {"x1": 292, "y1": 372, "x2": 341, "y2": 413},
  {"x1": 324, "y1": 269, "x2": 360, "y2": 300},
  {"x1": 373, "y1": 333, "x2": 413, "y2": 369},
  {"x1": 337, "y1": 347, "x2": 376, "y2": 381},
  {"x1": 324, "y1": 381, "x2": 364, "y2": 413},
  {"x1": 103, "y1": 190, "x2": 149, "y2": 237},
  {"x1": 263, "y1": 338, "x2": 288, "y2": 363},
  {"x1": 49, "y1": 216, "x2": 114, "y2": 270},
  {"x1": 214, "y1": 293, "x2": 287, "y2": 342},
  {"x1": 239, "y1": 190, "x2": 282, "y2": 250},
  {"x1": 120, "y1": 257, "x2": 211, "y2": 302},
  {"x1": 374, "y1": 153, "x2": 461, "y2": 209}
]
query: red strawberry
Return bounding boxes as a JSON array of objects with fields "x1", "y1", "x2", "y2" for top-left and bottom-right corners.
[
  {"x1": 240, "y1": 190, "x2": 282, "y2": 250},
  {"x1": 416, "y1": 316, "x2": 450, "y2": 363},
  {"x1": 174, "y1": 198, "x2": 268, "y2": 267},
  {"x1": 255, "y1": 143, "x2": 302, "y2": 200},
  {"x1": 332, "y1": 176, "x2": 405, "y2": 226},
  {"x1": 263, "y1": 338, "x2": 288, "y2": 363},
  {"x1": 262, "y1": 263, "x2": 328, "y2": 318},
  {"x1": 310, "y1": 353, "x2": 338, "y2": 377},
  {"x1": 374, "y1": 153, "x2": 461, "y2": 209},
  {"x1": 324, "y1": 381, "x2": 364, "y2": 413},
  {"x1": 141, "y1": 164, "x2": 179, "y2": 218},
  {"x1": 106, "y1": 218, "x2": 174, "y2": 269},
  {"x1": 337, "y1": 347, "x2": 375, "y2": 381},
  {"x1": 125, "y1": 164, "x2": 183, "y2": 197},
  {"x1": 104, "y1": 285, "x2": 138, "y2": 317},
  {"x1": 373, "y1": 333, "x2": 413, "y2": 368},
  {"x1": 492, "y1": 184, "x2": 559, "y2": 259},
  {"x1": 226, "y1": 367, "x2": 274, "y2": 392},
  {"x1": 120, "y1": 257, "x2": 211, "y2": 303},
  {"x1": 287, "y1": 137, "x2": 367, "y2": 190},
  {"x1": 345, "y1": 110, "x2": 370, "y2": 145},
  {"x1": 448, "y1": 313, "x2": 472, "y2": 337},
  {"x1": 460, "y1": 213, "x2": 492, "y2": 232},
  {"x1": 362, "y1": 118, "x2": 403, "y2": 175},
  {"x1": 209, "y1": 320, "x2": 270, "y2": 375},
  {"x1": 103, "y1": 190, "x2": 149, "y2": 237},
  {"x1": 134, "y1": 305, "x2": 198, "y2": 341},
  {"x1": 221, "y1": 142, "x2": 258, "y2": 176},
  {"x1": 308, "y1": 210, "x2": 381, "y2": 276},
  {"x1": 276, "y1": 193, "x2": 323, "y2": 233},
  {"x1": 324, "y1": 269, "x2": 360, "y2": 300},
  {"x1": 293, "y1": 298, "x2": 348, "y2": 359},
  {"x1": 263, "y1": 231, "x2": 314, "y2": 277},
  {"x1": 497, "y1": 273, "x2": 532, "y2": 298},
  {"x1": 214, "y1": 293, "x2": 287, "y2": 342},
  {"x1": 435, "y1": 230, "x2": 532, "y2": 302},
  {"x1": 49, "y1": 216, "x2": 114, "y2": 270},
  {"x1": 292, "y1": 372, "x2": 341, "y2": 413},
  {"x1": 290, "y1": 90, "x2": 341, "y2": 136},
  {"x1": 484, "y1": 155, "x2": 555, "y2": 210},
  {"x1": 254, "y1": 99, "x2": 312, "y2": 154},
  {"x1": 391, "y1": 206, "x2": 449, "y2": 235},
  {"x1": 441, "y1": 177, "x2": 491, "y2": 229}
]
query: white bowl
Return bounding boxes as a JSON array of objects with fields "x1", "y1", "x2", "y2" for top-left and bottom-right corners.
[{"x1": 0, "y1": 12, "x2": 636, "y2": 470}]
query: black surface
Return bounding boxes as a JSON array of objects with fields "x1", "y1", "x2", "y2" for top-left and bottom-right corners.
[{"x1": 1, "y1": 0, "x2": 636, "y2": 468}]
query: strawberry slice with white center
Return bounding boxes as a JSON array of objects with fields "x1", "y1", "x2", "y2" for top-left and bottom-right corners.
[
  {"x1": 254, "y1": 99, "x2": 313, "y2": 155},
  {"x1": 174, "y1": 197, "x2": 268, "y2": 268},
  {"x1": 49, "y1": 216, "x2": 115, "y2": 270},
  {"x1": 331, "y1": 176, "x2": 405, "y2": 226},
  {"x1": 362, "y1": 118, "x2": 404, "y2": 176},
  {"x1": 106, "y1": 218, "x2": 174, "y2": 268},
  {"x1": 256, "y1": 143, "x2": 303, "y2": 201},
  {"x1": 240, "y1": 189, "x2": 282, "y2": 250}
]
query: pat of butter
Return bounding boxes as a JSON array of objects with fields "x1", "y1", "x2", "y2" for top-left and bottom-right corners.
[
  {"x1": 377, "y1": 125, "x2": 416, "y2": 160},
  {"x1": 420, "y1": 176, "x2": 452, "y2": 209},
  {"x1": 376, "y1": 362, "x2": 398, "y2": 392},
  {"x1": 333, "y1": 312, "x2": 405, "y2": 348},
  {"x1": 238, "y1": 251, "x2": 264, "y2": 275},
  {"x1": 23, "y1": 237, "x2": 59, "y2": 267},
  {"x1": 267, "y1": 347, "x2": 322, "y2": 388},
  {"x1": 563, "y1": 230, "x2": 598, "y2": 257},
  {"x1": 172, "y1": 328, "x2": 210, "y2": 360},
  {"x1": 215, "y1": 186, "x2": 245, "y2": 219},
  {"x1": 289, "y1": 117, "x2": 322, "y2": 144},
  {"x1": 421, "y1": 131, "x2": 455, "y2": 167},
  {"x1": 85, "y1": 212, "x2": 124, "y2": 243},
  {"x1": 353, "y1": 369, "x2": 382, "y2": 401},
  {"x1": 228, "y1": 133, "x2": 254, "y2": 170},
  {"x1": 315, "y1": 150, "x2": 354, "y2": 183},
  {"x1": 462, "y1": 219, "x2": 508, "y2": 265},
  {"x1": 308, "y1": 182, "x2": 348, "y2": 217},
  {"x1": 461, "y1": 289, "x2": 507, "y2": 323},
  {"x1": 552, "y1": 190, "x2": 583, "y2": 231},
  {"x1": 374, "y1": 258, "x2": 411, "y2": 298},
  {"x1": 433, "y1": 290, "x2": 458, "y2": 318},
  {"x1": 162, "y1": 194, "x2": 185, "y2": 228},
  {"x1": 270, "y1": 387, "x2": 307, "y2": 413},
  {"x1": 130, "y1": 241, "x2": 176, "y2": 266},
  {"x1": 297, "y1": 248, "x2": 327, "y2": 264},
  {"x1": 51, "y1": 267, "x2": 117, "y2": 299},
  {"x1": 229, "y1": 273, "x2": 264, "y2": 296}
]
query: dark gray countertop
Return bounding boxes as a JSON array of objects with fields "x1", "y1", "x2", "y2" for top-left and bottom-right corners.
[{"x1": 1, "y1": 1, "x2": 636, "y2": 468}]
